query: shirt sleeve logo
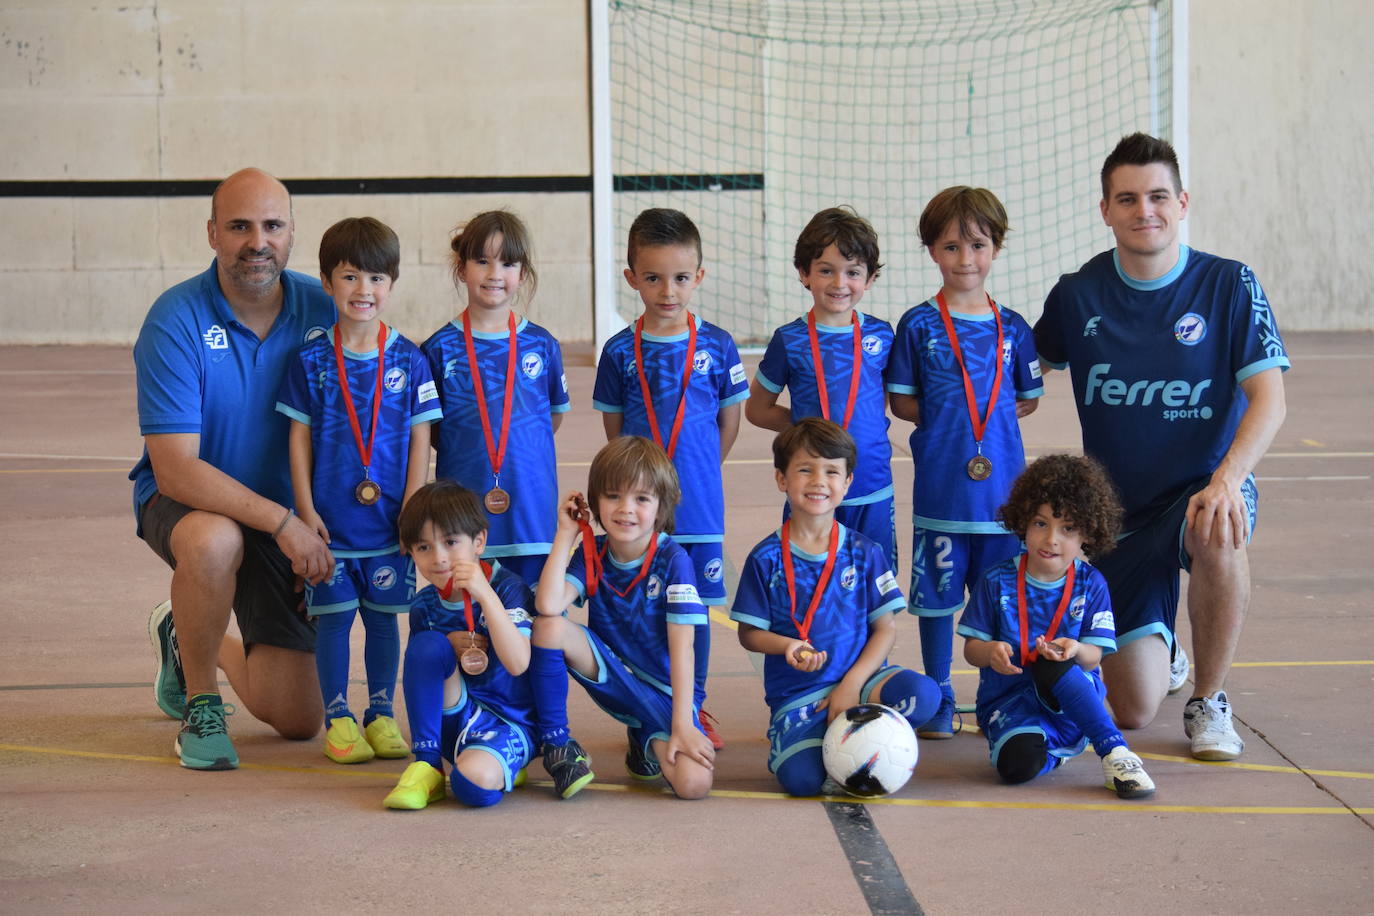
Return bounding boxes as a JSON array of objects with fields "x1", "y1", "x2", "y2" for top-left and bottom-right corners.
[
  {"x1": 876, "y1": 570, "x2": 898, "y2": 594},
  {"x1": 666, "y1": 582, "x2": 700, "y2": 604},
  {"x1": 202, "y1": 325, "x2": 229, "y2": 350},
  {"x1": 1090, "y1": 610, "x2": 1115, "y2": 633},
  {"x1": 729, "y1": 362, "x2": 747, "y2": 385},
  {"x1": 417, "y1": 380, "x2": 438, "y2": 403}
]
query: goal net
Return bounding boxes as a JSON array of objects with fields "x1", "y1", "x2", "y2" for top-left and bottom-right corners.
[{"x1": 603, "y1": 0, "x2": 1182, "y2": 346}]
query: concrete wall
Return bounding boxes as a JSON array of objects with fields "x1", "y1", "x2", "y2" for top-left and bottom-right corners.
[{"x1": 0, "y1": 1, "x2": 1366, "y2": 343}]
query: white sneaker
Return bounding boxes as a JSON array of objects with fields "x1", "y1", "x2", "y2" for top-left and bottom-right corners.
[
  {"x1": 1184, "y1": 690, "x2": 1244, "y2": 761},
  {"x1": 1102, "y1": 746, "x2": 1155, "y2": 798},
  {"x1": 1168, "y1": 644, "x2": 1190, "y2": 695}
]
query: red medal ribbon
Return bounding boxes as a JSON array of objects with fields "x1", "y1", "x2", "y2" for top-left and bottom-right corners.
[
  {"x1": 332, "y1": 322, "x2": 388, "y2": 479},
  {"x1": 806, "y1": 309, "x2": 863, "y2": 429},
  {"x1": 439, "y1": 560, "x2": 495, "y2": 635},
  {"x1": 632, "y1": 313, "x2": 697, "y2": 459},
  {"x1": 580, "y1": 520, "x2": 658, "y2": 600},
  {"x1": 935, "y1": 291, "x2": 1004, "y2": 452},
  {"x1": 1016, "y1": 553, "x2": 1076, "y2": 666},
  {"x1": 780, "y1": 520, "x2": 839, "y2": 646},
  {"x1": 462, "y1": 310, "x2": 518, "y2": 488}
]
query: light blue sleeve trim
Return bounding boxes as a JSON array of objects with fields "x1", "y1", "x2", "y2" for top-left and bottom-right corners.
[
  {"x1": 1081, "y1": 635, "x2": 1117, "y2": 656},
  {"x1": 914, "y1": 515, "x2": 1014, "y2": 535},
  {"x1": 1016, "y1": 385, "x2": 1045, "y2": 399},
  {"x1": 410, "y1": 407, "x2": 443, "y2": 426},
  {"x1": 332, "y1": 545, "x2": 401, "y2": 559},
  {"x1": 869, "y1": 596, "x2": 904, "y2": 620},
  {"x1": 719, "y1": 389, "x2": 749, "y2": 408},
  {"x1": 309, "y1": 600, "x2": 361, "y2": 615},
  {"x1": 956, "y1": 624, "x2": 994, "y2": 642},
  {"x1": 275, "y1": 402, "x2": 311, "y2": 426},
  {"x1": 551, "y1": 402, "x2": 572, "y2": 414},
  {"x1": 562, "y1": 572, "x2": 587, "y2": 602},
  {"x1": 672, "y1": 533, "x2": 723, "y2": 545},
  {"x1": 1114, "y1": 620, "x2": 1172, "y2": 650},
  {"x1": 841, "y1": 485, "x2": 893, "y2": 508},
  {"x1": 886, "y1": 382, "x2": 918, "y2": 395},
  {"x1": 1038, "y1": 355, "x2": 1069, "y2": 370},
  {"x1": 591, "y1": 399, "x2": 623, "y2": 413},
  {"x1": 360, "y1": 600, "x2": 411, "y2": 615},
  {"x1": 1235, "y1": 356, "x2": 1291, "y2": 383},
  {"x1": 730, "y1": 611, "x2": 771, "y2": 630},
  {"x1": 667, "y1": 612, "x2": 709, "y2": 626},
  {"x1": 755, "y1": 369, "x2": 783, "y2": 393}
]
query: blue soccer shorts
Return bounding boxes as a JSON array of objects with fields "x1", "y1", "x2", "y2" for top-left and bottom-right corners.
[
  {"x1": 765, "y1": 665, "x2": 901, "y2": 775},
  {"x1": 1094, "y1": 475, "x2": 1259, "y2": 648},
  {"x1": 304, "y1": 551, "x2": 414, "y2": 616},
  {"x1": 679, "y1": 541, "x2": 726, "y2": 605},
  {"x1": 439, "y1": 690, "x2": 537, "y2": 792},
  {"x1": 979, "y1": 677, "x2": 1107, "y2": 769},
  {"x1": 908, "y1": 528, "x2": 1021, "y2": 616}
]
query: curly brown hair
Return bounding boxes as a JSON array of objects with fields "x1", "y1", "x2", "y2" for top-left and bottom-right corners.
[{"x1": 998, "y1": 454, "x2": 1123, "y2": 559}]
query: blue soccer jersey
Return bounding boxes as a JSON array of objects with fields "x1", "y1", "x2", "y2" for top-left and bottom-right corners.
[
  {"x1": 130, "y1": 264, "x2": 335, "y2": 525},
  {"x1": 275, "y1": 326, "x2": 441, "y2": 554},
  {"x1": 756, "y1": 312, "x2": 894, "y2": 503},
  {"x1": 1035, "y1": 247, "x2": 1290, "y2": 530},
  {"x1": 423, "y1": 317, "x2": 570, "y2": 560},
  {"x1": 592, "y1": 319, "x2": 748, "y2": 541},
  {"x1": 731, "y1": 525, "x2": 905, "y2": 713},
  {"x1": 408, "y1": 563, "x2": 537, "y2": 733},
  {"x1": 957, "y1": 554, "x2": 1116, "y2": 713},
  {"x1": 887, "y1": 298, "x2": 1043, "y2": 531},
  {"x1": 564, "y1": 532, "x2": 710, "y2": 696}
]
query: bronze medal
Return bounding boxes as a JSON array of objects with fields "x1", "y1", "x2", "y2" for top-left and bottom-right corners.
[
  {"x1": 355, "y1": 478, "x2": 382, "y2": 505},
  {"x1": 966, "y1": 455, "x2": 992, "y2": 481},
  {"x1": 484, "y1": 486, "x2": 511, "y2": 514},
  {"x1": 460, "y1": 646, "x2": 489, "y2": 675}
]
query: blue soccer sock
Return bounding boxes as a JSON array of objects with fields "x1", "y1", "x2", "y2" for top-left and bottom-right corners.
[
  {"x1": 917, "y1": 614, "x2": 956, "y2": 702},
  {"x1": 876, "y1": 667, "x2": 943, "y2": 730},
  {"x1": 359, "y1": 608, "x2": 399, "y2": 726},
  {"x1": 450, "y1": 766, "x2": 504, "y2": 808},
  {"x1": 530, "y1": 644, "x2": 571, "y2": 748},
  {"x1": 775, "y1": 749, "x2": 828, "y2": 797},
  {"x1": 1039, "y1": 660, "x2": 1126, "y2": 757},
  {"x1": 401, "y1": 630, "x2": 456, "y2": 769},
  {"x1": 314, "y1": 609, "x2": 357, "y2": 723}
]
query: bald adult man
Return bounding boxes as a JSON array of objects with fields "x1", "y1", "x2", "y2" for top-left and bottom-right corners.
[{"x1": 131, "y1": 168, "x2": 336, "y2": 769}]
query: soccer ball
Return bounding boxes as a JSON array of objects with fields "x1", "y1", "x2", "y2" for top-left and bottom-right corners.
[{"x1": 821, "y1": 704, "x2": 918, "y2": 798}]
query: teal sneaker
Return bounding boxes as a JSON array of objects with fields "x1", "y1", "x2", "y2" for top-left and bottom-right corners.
[
  {"x1": 148, "y1": 600, "x2": 186, "y2": 720},
  {"x1": 176, "y1": 694, "x2": 238, "y2": 770}
]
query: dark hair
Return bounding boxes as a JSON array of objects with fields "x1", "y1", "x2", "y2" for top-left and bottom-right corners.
[
  {"x1": 772, "y1": 417, "x2": 857, "y2": 476},
  {"x1": 450, "y1": 210, "x2": 538, "y2": 300},
  {"x1": 918, "y1": 186, "x2": 1010, "y2": 250},
  {"x1": 793, "y1": 206, "x2": 882, "y2": 278},
  {"x1": 397, "y1": 479, "x2": 488, "y2": 549},
  {"x1": 998, "y1": 454, "x2": 1122, "y2": 559},
  {"x1": 626, "y1": 208, "x2": 702, "y2": 269},
  {"x1": 319, "y1": 216, "x2": 400, "y2": 281},
  {"x1": 587, "y1": 436, "x2": 681, "y2": 534},
  {"x1": 1100, "y1": 132, "x2": 1182, "y2": 200}
]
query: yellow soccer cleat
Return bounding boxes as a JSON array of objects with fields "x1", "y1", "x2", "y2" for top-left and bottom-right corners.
[
  {"x1": 384, "y1": 761, "x2": 446, "y2": 810},
  {"x1": 364, "y1": 715, "x2": 409, "y2": 759},
  {"x1": 322, "y1": 716, "x2": 375, "y2": 764}
]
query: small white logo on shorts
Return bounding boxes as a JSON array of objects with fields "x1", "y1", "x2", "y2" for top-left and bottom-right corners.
[
  {"x1": 372, "y1": 566, "x2": 398, "y2": 590},
  {"x1": 384, "y1": 368, "x2": 407, "y2": 393},
  {"x1": 522, "y1": 352, "x2": 544, "y2": 379},
  {"x1": 202, "y1": 325, "x2": 228, "y2": 350},
  {"x1": 840, "y1": 565, "x2": 857, "y2": 590}
]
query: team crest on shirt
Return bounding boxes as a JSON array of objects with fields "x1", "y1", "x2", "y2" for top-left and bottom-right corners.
[
  {"x1": 304, "y1": 325, "x2": 328, "y2": 343},
  {"x1": 861, "y1": 334, "x2": 882, "y2": 356},
  {"x1": 839, "y1": 565, "x2": 857, "y2": 591},
  {"x1": 1174, "y1": 313, "x2": 1207, "y2": 346},
  {"x1": 384, "y1": 367, "x2": 407, "y2": 393},
  {"x1": 646, "y1": 576, "x2": 663, "y2": 599},
  {"x1": 692, "y1": 351, "x2": 713, "y2": 375},
  {"x1": 1091, "y1": 610, "x2": 1115, "y2": 632},
  {"x1": 372, "y1": 566, "x2": 398, "y2": 590},
  {"x1": 1069, "y1": 596, "x2": 1086, "y2": 622},
  {"x1": 202, "y1": 325, "x2": 229, "y2": 350},
  {"x1": 1001, "y1": 339, "x2": 1013, "y2": 365},
  {"x1": 704, "y1": 558, "x2": 723, "y2": 583},
  {"x1": 521, "y1": 352, "x2": 544, "y2": 379}
]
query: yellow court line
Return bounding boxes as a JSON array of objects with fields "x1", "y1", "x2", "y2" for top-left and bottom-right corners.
[
  {"x1": 710, "y1": 608, "x2": 739, "y2": 631},
  {"x1": 1230, "y1": 659, "x2": 1374, "y2": 668},
  {"x1": 1, "y1": 743, "x2": 1369, "y2": 814},
  {"x1": 1135, "y1": 751, "x2": 1374, "y2": 781}
]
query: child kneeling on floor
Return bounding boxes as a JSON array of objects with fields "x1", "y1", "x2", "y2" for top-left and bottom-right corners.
[{"x1": 959, "y1": 454, "x2": 1155, "y2": 798}]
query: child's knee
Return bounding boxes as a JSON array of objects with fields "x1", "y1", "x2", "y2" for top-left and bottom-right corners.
[
  {"x1": 776, "y1": 752, "x2": 827, "y2": 797},
  {"x1": 450, "y1": 764, "x2": 504, "y2": 807},
  {"x1": 531, "y1": 613, "x2": 565, "y2": 647},
  {"x1": 996, "y1": 732, "x2": 1049, "y2": 784}
]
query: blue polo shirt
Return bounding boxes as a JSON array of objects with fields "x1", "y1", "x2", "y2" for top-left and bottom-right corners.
[{"x1": 129, "y1": 262, "x2": 336, "y2": 530}]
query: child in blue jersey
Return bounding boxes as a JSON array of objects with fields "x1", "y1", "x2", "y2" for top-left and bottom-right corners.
[
  {"x1": 592, "y1": 207, "x2": 748, "y2": 749},
  {"x1": 960, "y1": 454, "x2": 1154, "y2": 798},
  {"x1": 529, "y1": 436, "x2": 715, "y2": 800},
  {"x1": 423, "y1": 210, "x2": 569, "y2": 587},
  {"x1": 746, "y1": 207, "x2": 899, "y2": 569},
  {"x1": 383, "y1": 481, "x2": 539, "y2": 809},
  {"x1": 732, "y1": 419, "x2": 941, "y2": 797},
  {"x1": 276, "y1": 217, "x2": 442, "y2": 764},
  {"x1": 887, "y1": 187, "x2": 1045, "y2": 739}
]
